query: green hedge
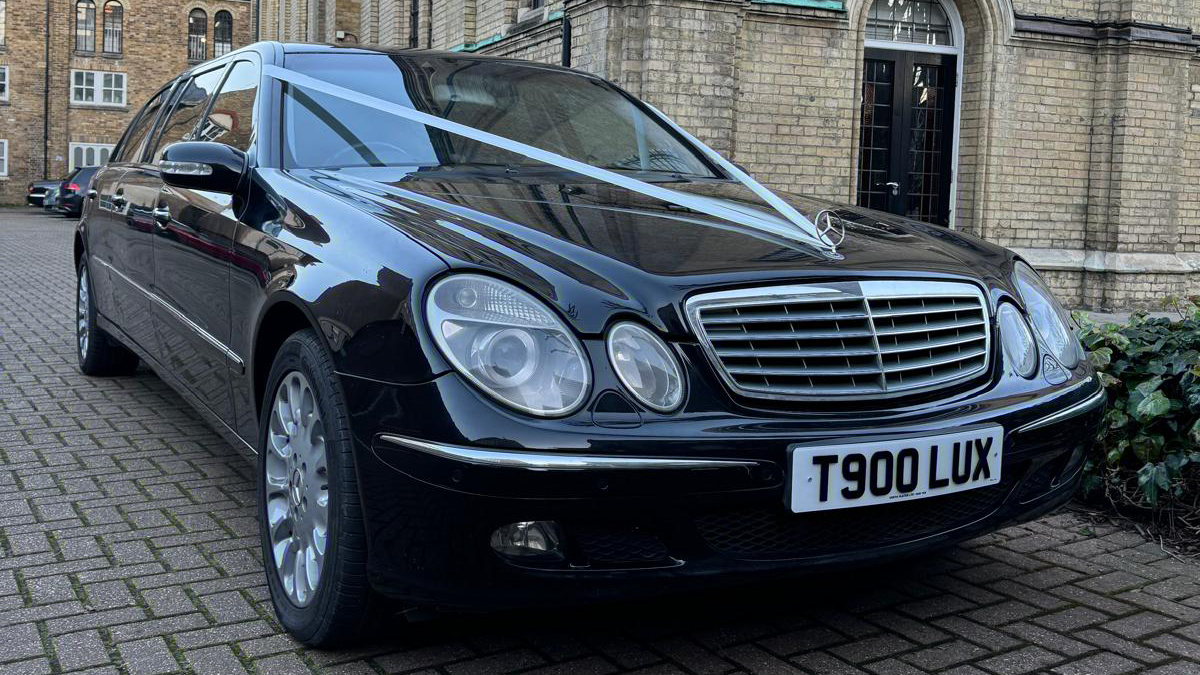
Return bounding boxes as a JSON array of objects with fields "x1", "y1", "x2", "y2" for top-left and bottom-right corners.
[{"x1": 1077, "y1": 298, "x2": 1200, "y2": 519}]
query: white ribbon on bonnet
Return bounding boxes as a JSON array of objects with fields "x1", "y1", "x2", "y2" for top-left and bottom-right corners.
[{"x1": 262, "y1": 64, "x2": 838, "y2": 255}]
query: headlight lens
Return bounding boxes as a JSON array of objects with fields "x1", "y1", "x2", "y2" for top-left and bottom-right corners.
[
  {"x1": 1013, "y1": 262, "x2": 1080, "y2": 369},
  {"x1": 996, "y1": 302, "x2": 1037, "y2": 378},
  {"x1": 426, "y1": 274, "x2": 590, "y2": 416},
  {"x1": 606, "y1": 322, "x2": 685, "y2": 412}
]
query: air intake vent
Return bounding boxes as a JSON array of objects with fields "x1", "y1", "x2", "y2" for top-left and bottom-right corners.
[{"x1": 686, "y1": 280, "x2": 991, "y2": 400}]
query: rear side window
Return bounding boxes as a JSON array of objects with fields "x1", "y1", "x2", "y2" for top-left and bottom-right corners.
[
  {"x1": 149, "y1": 66, "x2": 227, "y2": 160},
  {"x1": 114, "y1": 86, "x2": 170, "y2": 163},
  {"x1": 198, "y1": 60, "x2": 258, "y2": 152}
]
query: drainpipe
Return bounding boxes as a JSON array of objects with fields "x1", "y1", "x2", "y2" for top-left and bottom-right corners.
[
  {"x1": 254, "y1": 0, "x2": 261, "y2": 40},
  {"x1": 561, "y1": 15, "x2": 571, "y2": 67},
  {"x1": 43, "y1": 0, "x2": 51, "y2": 179}
]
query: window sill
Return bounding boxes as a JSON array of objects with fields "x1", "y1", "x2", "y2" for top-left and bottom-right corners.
[
  {"x1": 69, "y1": 103, "x2": 129, "y2": 111},
  {"x1": 100, "y1": 52, "x2": 124, "y2": 60}
]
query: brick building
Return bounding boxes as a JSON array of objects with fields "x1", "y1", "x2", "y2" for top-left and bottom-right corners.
[
  {"x1": 255, "y1": 0, "x2": 1200, "y2": 310},
  {"x1": 0, "y1": 0, "x2": 252, "y2": 206}
]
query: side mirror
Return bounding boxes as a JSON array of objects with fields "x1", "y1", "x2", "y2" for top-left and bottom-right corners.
[{"x1": 158, "y1": 141, "x2": 246, "y2": 193}]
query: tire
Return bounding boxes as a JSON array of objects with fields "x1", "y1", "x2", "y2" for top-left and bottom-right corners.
[
  {"x1": 76, "y1": 257, "x2": 140, "y2": 376},
  {"x1": 258, "y1": 329, "x2": 376, "y2": 647}
]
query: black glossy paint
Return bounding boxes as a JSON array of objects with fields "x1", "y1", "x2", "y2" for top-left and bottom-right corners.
[{"x1": 77, "y1": 42, "x2": 1105, "y2": 608}]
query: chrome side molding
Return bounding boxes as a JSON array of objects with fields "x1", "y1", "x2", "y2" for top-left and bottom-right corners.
[{"x1": 377, "y1": 434, "x2": 762, "y2": 471}]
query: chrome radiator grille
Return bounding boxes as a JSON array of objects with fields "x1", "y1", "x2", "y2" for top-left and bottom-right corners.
[{"x1": 685, "y1": 281, "x2": 991, "y2": 400}]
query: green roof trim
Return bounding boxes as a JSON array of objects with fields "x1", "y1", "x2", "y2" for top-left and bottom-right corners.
[
  {"x1": 448, "y1": 11, "x2": 566, "y2": 53},
  {"x1": 750, "y1": 0, "x2": 844, "y2": 9}
]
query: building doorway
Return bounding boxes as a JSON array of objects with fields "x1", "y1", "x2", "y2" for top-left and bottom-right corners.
[{"x1": 857, "y1": 0, "x2": 963, "y2": 226}]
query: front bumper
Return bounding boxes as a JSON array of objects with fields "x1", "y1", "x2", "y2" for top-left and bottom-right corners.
[{"x1": 343, "y1": 373, "x2": 1105, "y2": 609}]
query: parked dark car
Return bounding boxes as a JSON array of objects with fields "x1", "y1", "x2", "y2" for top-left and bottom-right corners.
[
  {"x1": 74, "y1": 42, "x2": 1106, "y2": 647},
  {"x1": 54, "y1": 166, "x2": 100, "y2": 217},
  {"x1": 26, "y1": 179, "x2": 62, "y2": 207}
]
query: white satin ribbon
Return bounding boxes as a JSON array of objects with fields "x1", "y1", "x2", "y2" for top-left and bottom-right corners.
[{"x1": 263, "y1": 64, "x2": 837, "y2": 254}]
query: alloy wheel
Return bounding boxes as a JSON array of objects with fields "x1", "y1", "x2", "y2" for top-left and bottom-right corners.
[
  {"x1": 77, "y1": 268, "x2": 90, "y2": 359},
  {"x1": 265, "y1": 371, "x2": 330, "y2": 607}
]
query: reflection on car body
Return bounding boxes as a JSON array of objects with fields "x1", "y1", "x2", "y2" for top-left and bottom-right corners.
[{"x1": 74, "y1": 41, "x2": 1105, "y2": 647}]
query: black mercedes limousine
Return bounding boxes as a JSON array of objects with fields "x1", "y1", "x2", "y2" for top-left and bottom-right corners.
[{"x1": 73, "y1": 41, "x2": 1105, "y2": 646}]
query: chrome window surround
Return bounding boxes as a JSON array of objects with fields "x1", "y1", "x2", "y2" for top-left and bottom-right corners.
[{"x1": 685, "y1": 279, "x2": 992, "y2": 401}]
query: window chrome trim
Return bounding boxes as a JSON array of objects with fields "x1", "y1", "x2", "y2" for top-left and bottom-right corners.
[
  {"x1": 378, "y1": 434, "x2": 762, "y2": 471},
  {"x1": 1016, "y1": 384, "x2": 1106, "y2": 434},
  {"x1": 93, "y1": 257, "x2": 245, "y2": 373},
  {"x1": 685, "y1": 280, "x2": 992, "y2": 402}
]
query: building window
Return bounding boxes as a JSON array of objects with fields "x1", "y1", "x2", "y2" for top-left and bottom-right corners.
[
  {"x1": 866, "y1": 0, "x2": 954, "y2": 46},
  {"x1": 69, "y1": 142, "x2": 115, "y2": 170},
  {"x1": 0, "y1": 0, "x2": 7, "y2": 48},
  {"x1": 0, "y1": 66, "x2": 8, "y2": 103},
  {"x1": 76, "y1": 0, "x2": 97, "y2": 52},
  {"x1": 188, "y1": 9, "x2": 207, "y2": 61},
  {"x1": 213, "y1": 11, "x2": 233, "y2": 57},
  {"x1": 71, "y1": 70, "x2": 126, "y2": 106},
  {"x1": 102, "y1": 1, "x2": 123, "y2": 54},
  {"x1": 0, "y1": 139, "x2": 7, "y2": 176}
]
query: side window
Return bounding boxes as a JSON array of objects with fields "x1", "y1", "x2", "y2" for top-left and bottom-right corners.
[
  {"x1": 113, "y1": 86, "x2": 169, "y2": 163},
  {"x1": 149, "y1": 66, "x2": 226, "y2": 160},
  {"x1": 198, "y1": 61, "x2": 258, "y2": 152}
]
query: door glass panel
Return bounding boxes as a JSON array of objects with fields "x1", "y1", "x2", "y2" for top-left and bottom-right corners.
[
  {"x1": 857, "y1": 58, "x2": 894, "y2": 212},
  {"x1": 149, "y1": 66, "x2": 227, "y2": 160},
  {"x1": 199, "y1": 60, "x2": 259, "y2": 151},
  {"x1": 906, "y1": 63, "x2": 946, "y2": 224}
]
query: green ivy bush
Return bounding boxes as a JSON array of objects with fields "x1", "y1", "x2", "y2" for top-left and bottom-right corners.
[{"x1": 1076, "y1": 298, "x2": 1200, "y2": 540}]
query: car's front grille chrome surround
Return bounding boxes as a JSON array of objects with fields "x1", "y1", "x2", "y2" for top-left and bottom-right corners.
[{"x1": 685, "y1": 280, "x2": 992, "y2": 400}]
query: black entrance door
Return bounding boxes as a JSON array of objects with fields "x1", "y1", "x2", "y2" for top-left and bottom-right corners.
[{"x1": 857, "y1": 48, "x2": 957, "y2": 226}]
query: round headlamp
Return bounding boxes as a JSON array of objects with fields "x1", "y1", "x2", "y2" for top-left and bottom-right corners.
[
  {"x1": 426, "y1": 274, "x2": 590, "y2": 417},
  {"x1": 996, "y1": 301, "x2": 1037, "y2": 378},
  {"x1": 606, "y1": 322, "x2": 684, "y2": 412},
  {"x1": 1012, "y1": 262, "x2": 1080, "y2": 369}
]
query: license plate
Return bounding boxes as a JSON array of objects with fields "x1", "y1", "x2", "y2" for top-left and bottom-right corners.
[{"x1": 789, "y1": 427, "x2": 1003, "y2": 513}]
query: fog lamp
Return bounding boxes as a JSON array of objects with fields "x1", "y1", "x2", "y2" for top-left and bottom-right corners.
[{"x1": 489, "y1": 521, "x2": 563, "y2": 559}]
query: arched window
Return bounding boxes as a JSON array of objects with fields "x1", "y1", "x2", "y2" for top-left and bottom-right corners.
[
  {"x1": 866, "y1": 0, "x2": 954, "y2": 46},
  {"x1": 187, "y1": 9, "x2": 207, "y2": 61},
  {"x1": 102, "y1": 1, "x2": 123, "y2": 54},
  {"x1": 75, "y1": 0, "x2": 96, "y2": 52},
  {"x1": 213, "y1": 10, "x2": 233, "y2": 57}
]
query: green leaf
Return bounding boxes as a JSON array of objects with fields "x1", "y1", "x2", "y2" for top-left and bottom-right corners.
[
  {"x1": 1089, "y1": 347, "x2": 1113, "y2": 369},
  {"x1": 1190, "y1": 419, "x2": 1200, "y2": 447},
  {"x1": 1134, "y1": 390, "x2": 1171, "y2": 422}
]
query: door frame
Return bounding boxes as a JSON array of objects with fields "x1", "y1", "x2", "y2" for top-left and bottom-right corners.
[{"x1": 863, "y1": 0, "x2": 965, "y2": 228}]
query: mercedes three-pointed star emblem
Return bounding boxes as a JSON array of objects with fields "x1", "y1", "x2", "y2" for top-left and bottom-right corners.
[{"x1": 815, "y1": 209, "x2": 847, "y2": 250}]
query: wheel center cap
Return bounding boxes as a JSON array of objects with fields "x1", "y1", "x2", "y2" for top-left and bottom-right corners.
[{"x1": 289, "y1": 469, "x2": 304, "y2": 507}]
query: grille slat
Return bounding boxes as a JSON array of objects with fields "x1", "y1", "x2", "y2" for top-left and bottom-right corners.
[{"x1": 687, "y1": 281, "x2": 991, "y2": 400}]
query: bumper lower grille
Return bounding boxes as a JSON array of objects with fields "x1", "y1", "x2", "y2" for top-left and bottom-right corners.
[
  {"x1": 695, "y1": 472, "x2": 1018, "y2": 560},
  {"x1": 686, "y1": 280, "x2": 991, "y2": 400}
]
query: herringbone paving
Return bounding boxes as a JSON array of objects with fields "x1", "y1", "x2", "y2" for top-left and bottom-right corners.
[{"x1": 1, "y1": 208, "x2": 1198, "y2": 674}]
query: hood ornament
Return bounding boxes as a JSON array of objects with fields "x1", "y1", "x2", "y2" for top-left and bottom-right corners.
[{"x1": 815, "y1": 210, "x2": 847, "y2": 251}]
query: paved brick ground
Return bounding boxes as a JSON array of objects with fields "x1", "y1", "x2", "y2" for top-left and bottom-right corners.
[{"x1": 2, "y1": 208, "x2": 1199, "y2": 675}]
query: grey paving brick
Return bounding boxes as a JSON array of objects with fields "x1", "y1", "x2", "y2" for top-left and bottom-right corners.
[
  {"x1": 53, "y1": 630, "x2": 111, "y2": 672},
  {"x1": 116, "y1": 637, "x2": 179, "y2": 675},
  {"x1": 976, "y1": 646, "x2": 1062, "y2": 675},
  {"x1": 1050, "y1": 652, "x2": 1140, "y2": 675},
  {"x1": 184, "y1": 646, "x2": 249, "y2": 675},
  {"x1": 0, "y1": 623, "x2": 47, "y2": 664}
]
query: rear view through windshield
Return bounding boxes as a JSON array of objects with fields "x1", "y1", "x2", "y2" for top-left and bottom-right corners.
[{"x1": 282, "y1": 52, "x2": 719, "y2": 178}]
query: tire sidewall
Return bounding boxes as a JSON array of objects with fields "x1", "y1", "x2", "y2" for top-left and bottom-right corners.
[
  {"x1": 77, "y1": 257, "x2": 97, "y2": 370},
  {"x1": 257, "y1": 332, "x2": 353, "y2": 640}
]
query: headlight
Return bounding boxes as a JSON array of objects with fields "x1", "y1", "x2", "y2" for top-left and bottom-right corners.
[
  {"x1": 996, "y1": 302, "x2": 1037, "y2": 378},
  {"x1": 426, "y1": 274, "x2": 590, "y2": 416},
  {"x1": 1013, "y1": 262, "x2": 1080, "y2": 369},
  {"x1": 606, "y1": 322, "x2": 685, "y2": 412}
]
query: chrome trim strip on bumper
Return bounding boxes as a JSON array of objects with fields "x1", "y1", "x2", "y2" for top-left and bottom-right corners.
[
  {"x1": 93, "y1": 257, "x2": 245, "y2": 373},
  {"x1": 377, "y1": 435, "x2": 763, "y2": 471},
  {"x1": 1016, "y1": 386, "x2": 1107, "y2": 434}
]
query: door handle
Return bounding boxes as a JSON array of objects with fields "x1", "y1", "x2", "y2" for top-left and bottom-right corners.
[
  {"x1": 86, "y1": 189, "x2": 98, "y2": 199},
  {"x1": 110, "y1": 194, "x2": 126, "y2": 208},
  {"x1": 885, "y1": 181, "x2": 900, "y2": 196},
  {"x1": 152, "y1": 205, "x2": 172, "y2": 229}
]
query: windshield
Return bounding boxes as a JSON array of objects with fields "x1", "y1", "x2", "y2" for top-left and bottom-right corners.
[{"x1": 281, "y1": 52, "x2": 720, "y2": 178}]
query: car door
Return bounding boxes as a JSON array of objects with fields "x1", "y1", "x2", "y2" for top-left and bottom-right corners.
[
  {"x1": 144, "y1": 60, "x2": 257, "y2": 424},
  {"x1": 89, "y1": 84, "x2": 173, "y2": 351}
]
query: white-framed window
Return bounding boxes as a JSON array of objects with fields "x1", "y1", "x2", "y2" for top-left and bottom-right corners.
[
  {"x1": 71, "y1": 69, "x2": 126, "y2": 106},
  {"x1": 69, "y1": 142, "x2": 115, "y2": 170},
  {"x1": 0, "y1": 139, "x2": 8, "y2": 177},
  {"x1": 0, "y1": 67, "x2": 8, "y2": 102}
]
